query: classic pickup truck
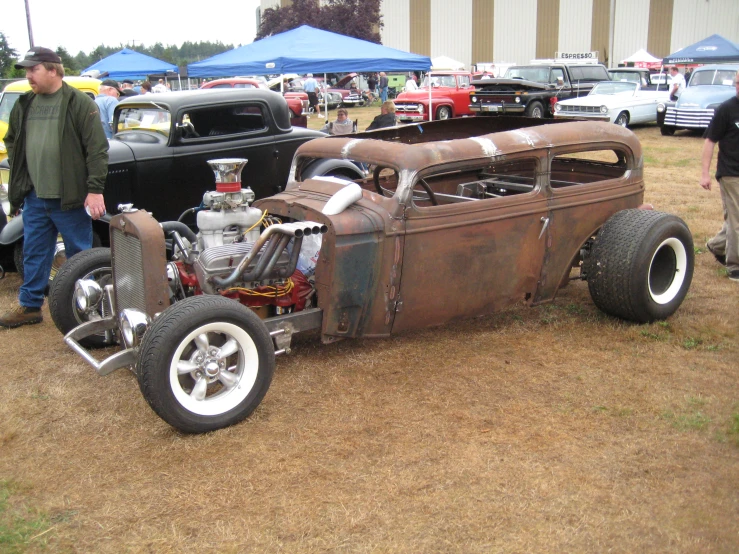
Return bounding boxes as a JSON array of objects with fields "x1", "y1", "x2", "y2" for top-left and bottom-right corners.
[
  {"x1": 470, "y1": 62, "x2": 610, "y2": 118},
  {"x1": 52, "y1": 116, "x2": 694, "y2": 433},
  {"x1": 393, "y1": 71, "x2": 476, "y2": 122},
  {"x1": 608, "y1": 68, "x2": 669, "y2": 92}
]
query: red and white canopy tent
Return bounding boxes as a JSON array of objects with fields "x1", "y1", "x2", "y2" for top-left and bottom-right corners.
[{"x1": 620, "y1": 49, "x2": 663, "y2": 70}]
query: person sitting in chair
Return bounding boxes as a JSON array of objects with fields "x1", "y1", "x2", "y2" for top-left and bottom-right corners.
[
  {"x1": 366, "y1": 101, "x2": 397, "y2": 131},
  {"x1": 321, "y1": 107, "x2": 354, "y2": 135}
]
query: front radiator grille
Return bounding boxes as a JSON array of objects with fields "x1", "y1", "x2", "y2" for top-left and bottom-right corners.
[
  {"x1": 558, "y1": 105, "x2": 601, "y2": 114},
  {"x1": 111, "y1": 227, "x2": 147, "y2": 313},
  {"x1": 664, "y1": 107, "x2": 715, "y2": 128}
]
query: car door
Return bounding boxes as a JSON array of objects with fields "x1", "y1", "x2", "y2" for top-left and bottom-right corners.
[
  {"x1": 454, "y1": 74, "x2": 473, "y2": 114},
  {"x1": 171, "y1": 100, "x2": 279, "y2": 210},
  {"x1": 537, "y1": 143, "x2": 643, "y2": 303},
  {"x1": 391, "y1": 156, "x2": 549, "y2": 333}
]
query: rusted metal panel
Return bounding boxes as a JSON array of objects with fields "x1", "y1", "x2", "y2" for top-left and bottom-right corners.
[
  {"x1": 274, "y1": 120, "x2": 643, "y2": 338},
  {"x1": 110, "y1": 211, "x2": 170, "y2": 317}
]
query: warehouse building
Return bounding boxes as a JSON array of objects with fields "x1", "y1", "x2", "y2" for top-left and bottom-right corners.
[{"x1": 260, "y1": 0, "x2": 738, "y2": 68}]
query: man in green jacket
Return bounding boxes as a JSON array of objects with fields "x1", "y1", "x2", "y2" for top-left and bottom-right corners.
[{"x1": 0, "y1": 47, "x2": 109, "y2": 328}]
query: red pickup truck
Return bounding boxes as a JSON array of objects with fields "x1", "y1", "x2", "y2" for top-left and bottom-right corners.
[{"x1": 394, "y1": 71, "x2": 476, "y2": 122}]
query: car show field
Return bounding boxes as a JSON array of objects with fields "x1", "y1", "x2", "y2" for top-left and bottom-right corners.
[{"x1": 1, "y1": 116, "x2": 738, "y2": 551}]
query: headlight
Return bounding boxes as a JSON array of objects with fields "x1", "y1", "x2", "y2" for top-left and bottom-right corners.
[
  {"x1": 515, "y1": 97, "x2": 521, "y2": 103},
  {"x1": 471, "y1": 95, "x2": 477, "y2": 103},
  {"x1": 554, "y1": 103, "x2": 561, "y2": 112},
  {"x1": 74, "y1": 279, "x2": 103, "y2": 312},
  {"x1": 656, "y1": 103, "x2": 665, "y2": 113},
  {"x1": 0, "y1": 141, "x2": 6, "y2": 154},
  {"x1": 119, "y1": 309, "x2": 151, "y2": 348},
  {"x1": 418, "y1": 104, "x2": 424, "y2": 114},
  {"x1": 600, "y1": 105, "x2": 608, "y2": 114}
]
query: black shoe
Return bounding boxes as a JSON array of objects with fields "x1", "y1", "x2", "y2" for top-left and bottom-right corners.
[
  {"x1": 706, "y1": 243, "x2": 726, "y2": 266},
  {"x1": 729, "y1": 270, "x2": 739, "y2": 282}
]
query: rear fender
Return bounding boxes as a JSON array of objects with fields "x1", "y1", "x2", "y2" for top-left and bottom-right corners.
[
  {"x1": 301, "y1": 158, "x2": 366, "y2": 180},
  {"x1": 0, "y1": 213, "x2": 23, "y2": 245}
]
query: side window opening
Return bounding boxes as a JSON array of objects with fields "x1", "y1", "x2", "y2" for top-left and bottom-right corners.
[
  {"x1": 551, "y1": 149, "x2": 628, "y2": 188},
  {"x1": 412, "y1": 158, "x2": 538, "y2": 207},
  {"x1": 184, "y1": 104, "x2": 267, "y2": 138}
]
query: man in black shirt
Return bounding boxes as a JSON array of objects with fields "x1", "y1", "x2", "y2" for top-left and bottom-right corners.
[{"x1": 701, "y1": 70, "x2": 739, "y2": 282}]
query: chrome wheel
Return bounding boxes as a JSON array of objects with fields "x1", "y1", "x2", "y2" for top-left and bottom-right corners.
[{"x1": 169, "y1": 322, "x2": 260, "y2": 417}]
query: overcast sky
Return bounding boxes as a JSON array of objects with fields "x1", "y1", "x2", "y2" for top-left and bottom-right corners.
[{"x1": 3, "y1": 0, "x2": 261, "y2": 58}]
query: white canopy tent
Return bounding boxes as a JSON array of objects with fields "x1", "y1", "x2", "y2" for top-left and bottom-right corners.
[
  {"x1": 431, "y1": 56, "x2": 466, "y2": 71},
  {"x1": 620, "y1": 49, "x2": 663, "y2": 69}
]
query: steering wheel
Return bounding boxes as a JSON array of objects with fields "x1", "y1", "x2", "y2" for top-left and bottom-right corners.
[
  {"x1": 415, "y1": 178, "x2": 438, "y2": 206},
  {"x1": 373, "y1": 166, "x2": 438, "y2": 205},
  {"x1": 373, "y1": 166, "x2": 393, "y2": 196},
  {"x1": 180, "y1": 121, "x2": 199, "y2": 138}
]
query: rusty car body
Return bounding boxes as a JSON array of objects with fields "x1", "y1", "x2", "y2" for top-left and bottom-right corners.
[{"x1": 52, "y1": 117, "x2": 694, "y2": 433}]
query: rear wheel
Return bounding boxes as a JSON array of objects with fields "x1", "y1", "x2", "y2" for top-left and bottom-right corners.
[
  {"x1": 585, "y1": 210, "x2": 694, "y2": 323},
  {"x1": 614, "y1": 111, "x2": 629, "y2": 127},
  {"x1": 137, "y1": 295, "x2": 275, "y2": 433}
]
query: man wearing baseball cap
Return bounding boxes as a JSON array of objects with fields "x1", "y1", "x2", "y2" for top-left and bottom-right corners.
[
  {"x1": 95, "y1": 79, "x2": 121, "y2": 139},
  {"x1": 0, "y1": 47, "x2": 109, "y2": 328}
]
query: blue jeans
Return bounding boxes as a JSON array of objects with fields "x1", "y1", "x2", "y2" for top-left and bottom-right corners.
[
  {"x1": 380, "y1": 86, "x2": 388, "y2": 103},
  {"x1": 20, "y1": 190, "x2": 92, "y2": 308}
]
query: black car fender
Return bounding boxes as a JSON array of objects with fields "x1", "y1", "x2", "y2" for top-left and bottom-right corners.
[
  {"x1": 0, "y1": 213, "x2": 23, "y2": 246},
  {"x1": 301, "y1": 158, "x2": 365, "y2": 180}
]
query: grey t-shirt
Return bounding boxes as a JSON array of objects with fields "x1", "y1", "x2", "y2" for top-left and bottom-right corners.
[{"x1": 25, "y1": 88, "x2": 63, "y2": 198}]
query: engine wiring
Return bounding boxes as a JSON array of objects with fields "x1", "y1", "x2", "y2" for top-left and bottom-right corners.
[{"x1": 224, "y1": 278, "x2": 295, "y2": 298}]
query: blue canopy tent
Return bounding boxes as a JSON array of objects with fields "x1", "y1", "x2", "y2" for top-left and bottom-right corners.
[
  {"x1": 663, "y1": 34, "x2": 739, "y2": 65},
  {"x1": 187, "y1": 25, "x2": 431, "y2": 77},
  {"x1": 82, "y1": 48, "x2": 179, "y2": 81}
]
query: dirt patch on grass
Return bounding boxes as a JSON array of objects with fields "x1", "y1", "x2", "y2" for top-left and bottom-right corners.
[{"x1": 1, "y1": 125, "x2": 738, "y2": 553}]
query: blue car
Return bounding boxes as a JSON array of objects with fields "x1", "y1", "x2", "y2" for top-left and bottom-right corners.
[{"x1": 657, "y1": 64, "x2": 739, "y2": 135}]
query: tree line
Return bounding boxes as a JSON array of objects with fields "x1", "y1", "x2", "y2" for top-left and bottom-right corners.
[{"x1": 1, "y1": 0, "x2": 383, "y2": 79}]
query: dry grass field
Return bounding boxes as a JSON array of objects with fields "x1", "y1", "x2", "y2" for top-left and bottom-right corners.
[{"x1": 0, "y1": 113, "x2": 737, "y2": 553}]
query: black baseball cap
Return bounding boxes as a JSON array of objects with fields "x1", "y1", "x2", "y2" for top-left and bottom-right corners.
[
  {"x1": 14, "y1": 47, "x2": 62, "y2": 68},
  {"x1": 101, "y1": 79, "x2": 122, "y2": 94}
]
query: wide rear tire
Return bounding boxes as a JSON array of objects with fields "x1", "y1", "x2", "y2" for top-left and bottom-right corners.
[
  {"x1": 137, "y1": 295, "x2": 275, "y2": 433},
  {"x1": 585, "y1": 210, "x2": 694, "y2": 323}
]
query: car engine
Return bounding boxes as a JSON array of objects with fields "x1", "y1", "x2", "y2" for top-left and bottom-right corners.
[{"x1": 161, "y1": 158, "x2": 326, "y2": 314}]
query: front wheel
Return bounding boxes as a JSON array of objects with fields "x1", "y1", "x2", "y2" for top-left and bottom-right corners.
[
  {"x1": 137, "y1": 296, "x2": 275, "y2": 433},
  {"x1": 660, "y1": 125, "x2": 675, "y2": 136},
  {"x1": 585, "y1": 210, "x2": 694, "y2": 323},
  {"x1": 48, "y1": 247, "x2": 113, "y2": 347},
  {"x1": 614, "y1": 111, "x2": 629, "y2": 127},
  {"x1": 525, "y1": 101, "x2": 545, "y2": 118},
  {"x1": 436, "y1": 106, "x2": 452, "y2": 120}
]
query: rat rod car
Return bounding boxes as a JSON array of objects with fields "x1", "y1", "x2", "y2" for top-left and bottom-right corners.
[{"x1": 51, "y1": 118, "x2": 694, "y2": 433}]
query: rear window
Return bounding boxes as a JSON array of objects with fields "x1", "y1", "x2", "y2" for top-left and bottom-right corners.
[
  {"x1": 551, "y1": 149, "x2": 628, "y2": 188},
  {"x1": 690, "y1": 70, "x2": 737, "y2": 86},
  {"x1": 571, "y1": 66, "x2": 609, "y2": 81}
]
